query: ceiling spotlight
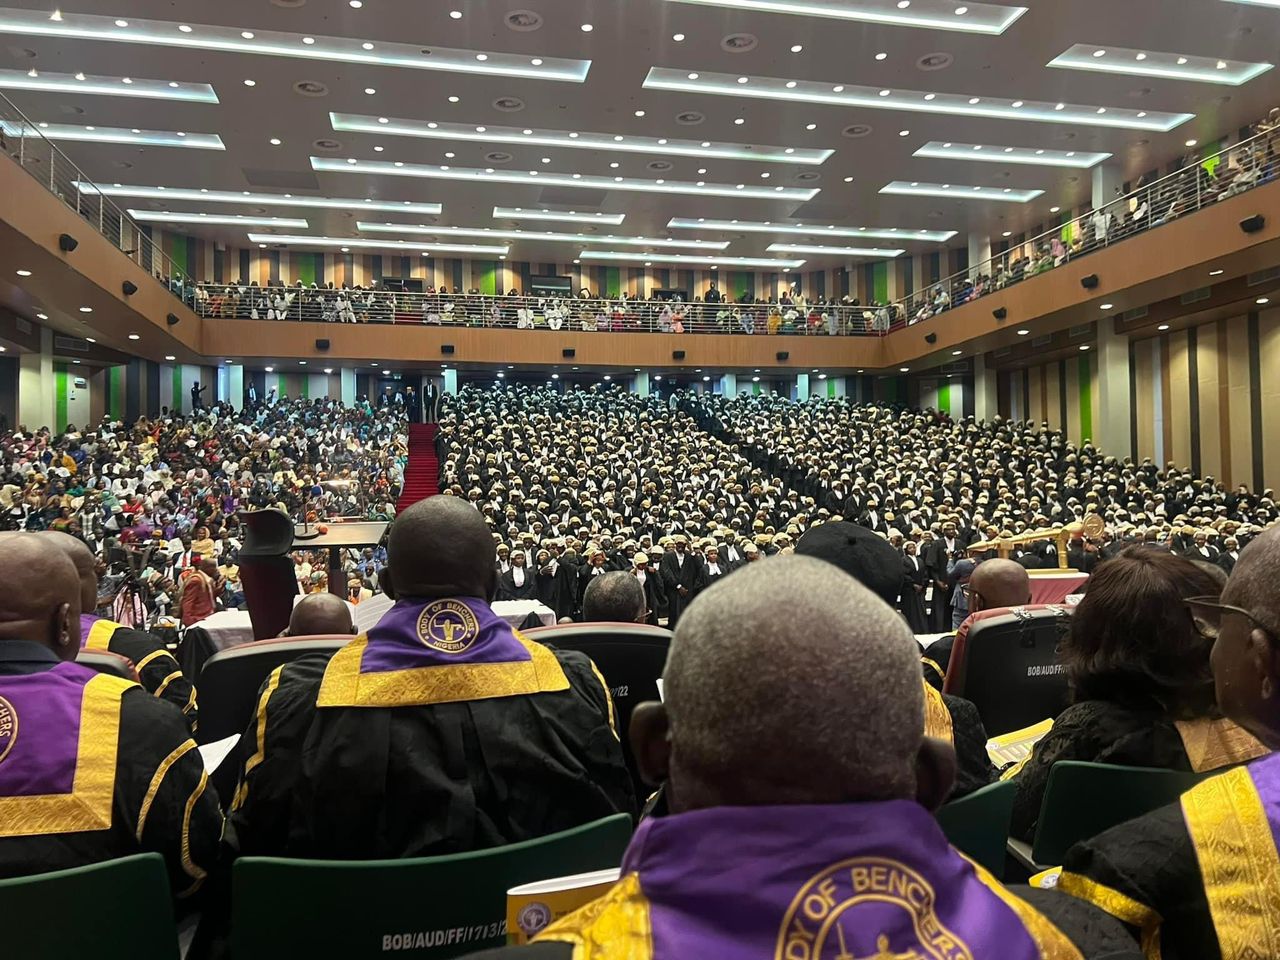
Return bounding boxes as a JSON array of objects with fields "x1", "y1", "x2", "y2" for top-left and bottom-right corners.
[
  {"x1": 1100, "y1": 303, "x2": 1114, "y2": 309},
  {"x1": 899, "y1": 366, "x2": 910, "y2": 372},
  {"x1": 1210, "y1": 269, "x2": 1225, "y2": 276},
  {"x1": 448, "y1": 95, "x2": 459, "y2": 103},
  {"x1": 634, "y1": 109, "x2": 646, "y2": 117},
  {"x1": 806, "y1": 122, "x2": 817, "y2": 130},
  {"x1": 734, "y1": 117, "x2": 745, "y2": 124},
  {"x1": 164, "y1": 354, "x2": 176, "y2": 361},
  {"x1": 580, "y1": 23, "x2": 594, "y2": 31},
  {"x1": 449, "y1": 9, "x2": 462, "y2": 18},
  {"x1": 15, "y1": 269, "x2": 31, "y2": 277},
  {"x1": 350, "y1": 0, "x2": 362, "y2": 6},
  {"x1": 1186, "y1": 139, "x2": 1198, "y2": 147},
  {"x1": 1079, "y1": 345, "x2": 1091, "y2": 351},
  {"x1": 875, "y1": 52, "x2": 888, "y2": 60},
  {"x1": 673, "y1": 32, "x2": 685, "y2": 41},
  {"x1": 791, "y1": 44, "x2": 803, "y2": 53},
  {"x1": 1257, "y1": 297, "x2": 1270, "y2": 305},
  {"x1": 1049, "y1": 205, "x2": 1061, "y2": 213},
  {"x1": 843, "y1": 176, "x2": 853, "y2": 182},
  {"x1": 1016, "y1": 328, "x2": 1030, "y2": 335},
  {"x1": 952, "y1": 350, "x2": 963, "y2": 356},
  {"x1": 114, "y1": 18, "x2": 128, "y2": 26},
  {"x1": 898, "y1": 129, "x2": 910, "y2": 136},
  {"x1": 954, "y1": 4, "x2": 968, "y2": 11},
  {"x1": 244, "y1": 79, "x2": 257, "y2": 86},
  {"x1": 38, "y1": 313, "x2": 49, "y2": 320},
  {"x1": 127, "y1": 333, "x2": 140, "y2": 340},
  {"x1": 1157, "y1": 324, "x2": 1170, "y2": 331},
  {"x1": 79, "y1": 306, "x2": 93, "y2": 313},
  {"x1": 302, "y1": 36, "x2": 316, "y2": 44},
  {"x1": 1002, "y1": 230, "x2": 1012, "y2": 237},
  {"x1": 269, "y1": 137, "x2": 281, "y2": 145},
  {"x1": 178, "y1": 24, "x2": 192, "y2": 33},
  {"x1": 364, "y1": 87, "x2": 376, "y2": 95},
  {"x1": 241, "y1": 31, "x2": 254, "y2": 39}
]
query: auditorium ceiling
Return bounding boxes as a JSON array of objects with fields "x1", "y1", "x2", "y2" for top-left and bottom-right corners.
[{"x1": 1, "y1": 0, "x2": 1278, "y2": 271}]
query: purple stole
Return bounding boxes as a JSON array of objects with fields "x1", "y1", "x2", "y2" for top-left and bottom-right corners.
[
  {"x1": 0, "y1": 662, "x2": 132, "y2": 837},
  {"x1": 79, "y1": 613, "x2": 123, "y2": 651},
  {"x1": 1180, "y1": 752, "x2": 1280, "y2": 959},
  {"x1": 538, "y1": 802, "x2": 1083, "y2": 959},
  {"x1": 316, "y1": 596, "x2": 568, "y2": 708}
]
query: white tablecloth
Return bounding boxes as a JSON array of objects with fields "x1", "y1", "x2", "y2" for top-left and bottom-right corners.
[
  {"x1": 353, "y1": 594, "x2": 555, "y2": 634},
  {"x1": 196, "y1": 595, "x2": 359, "y2": 651}
]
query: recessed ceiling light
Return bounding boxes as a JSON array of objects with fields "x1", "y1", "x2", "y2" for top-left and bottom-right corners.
[
  {"x1": 642, "y1": 68, "x2": 1193, "y2": 131},
  {"x1": 0, "y1": 68, "x2": 218, "y2": 103},
  {"x1": 881, "y1": 180, "x2": 1042, "y2": 202},
  {"x1": 875, "y1": 51, "x2": 888, "y2": 60},
  {"x1": 269, "y1": 137, "x2": 281, "y2": 145},
  {"x1": 79, "y1": 306, "x2": 93, "y2": 313},
  {"x1": 38, "y1": 313, "x2": 50, "y2": 320},
  {"x1": 129, "y1": 211, "x2": 311, "y2": 228},
  {"x1": 1257, "y1": 297, "x2": 1270, "y2": 305},
  {"x1": 114, "y1": 18, "x2": 128, "y2": 26},
  {"x1": 955, "y1": 4, "x2": 968, "y2": 11},
  {"x1": 1079, "y1": 345, "x2": 1090, "y2": 351},
  {"x1": 914, "y1": 140, "x2": 1111, "y2": 168},
  {"x1": 448, "y1": 95, "x2": 460, "y2": 102},
  {"x1": 241, "y1": 30, "x2": 255, "y2": 39},
  {"x1": 634, "y1": 109, "x2": 646, "y2": 117},
  {"x1": 0, "y1": 122, "x2": 224, "y2": 149},
  {"x1": 76, "y1": 181, "x2": 442, "y2": 214},
  {"x1": 843, "y1": 176, "x2": 853, "y2": 182},
  {"x1": 1100, "y1": 303, "x2": 1114, "y2": 309},
  {"x1": 1157, "y1": 324, "x2": 1170, "y2": 331},
  {"x1": 15, "y1": 269, "x2": 31, "y2": 276},
  {"x1": 1049, "y1": 205, "x2": 1061, "y2": 213},
  {"x1": 673, "y1": 32, "x2": 685, "y2": 40},
  {"x1": 450, "y1": 9, "x2": 463, "y2": 18},
  {"x1": 127, "y1": 333, "x2": 140, "y2": 340},
  {"x1": 581, "y1": 23, "x2": 594, "y2": 31},
  {"x1": 791, "y1": 44, "x2": 803, "y2": 52},
  {"x1": 164, "y1": 354, "x2": 176, "y2": 360},
  {"x1": 1016, "y1": 329, "x2": 1030, "y2": 335},
  {"x1": 1049, "y1": 44, "x2": 1271, "y2": 86},
  {"x1": 1002, "y1": 230, "x2": 1012, "y2": 237},
  {"x1": 1186, "y1": 139, "x2": 1198, "y2": 147},
  {"x1": 178, "y1": 24, "x2": 192, "y2": 32},
  {"x1": 245, "y1": 79, "x2": 256, "y2": 86},
  {"x1": 71, "y1": 359, "x2": 81, "y2": 364},
  {"x1": 898, "y1": 129, "x2": 909, "y2": 136},
  {"x1": 1209, "y1": 268, "x2": 1224, "y2": 276},
  {"x1": 806, "y1": 122, "x2": 817, "y2": 130},
  {"x1": 350, "y1": 0, "x2": 363, "y2": 7},
  {"x1": 312, "y1": 156, "x2": 819, "y2": 199}
]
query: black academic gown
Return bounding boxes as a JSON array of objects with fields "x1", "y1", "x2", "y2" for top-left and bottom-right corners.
[
  {"x1": 658, "y1": 551, "x2": 703, "y2": 627},
  {"x1": 82, "y1": 617, "x2": 198, "y2": 732},
  {"x1": 693, "y1": 561, "x2": 728, "y2": 597},
  {"x1": 899, "y1": 554, "x2": 930, "y2": 634},
  {"x1": 633, "y1": 570, "x2": 663, "y2": 627},
  {"x1": 495, "y1": 567, "x2": 539, "y2": 602}
]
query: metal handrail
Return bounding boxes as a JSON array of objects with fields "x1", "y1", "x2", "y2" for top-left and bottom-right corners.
[
  {"x1": 887, "y1": 123, "x2": 1280, "y2": 328},
  {"x1": 190, "y1": 284, "x2": 890, "y2": 336},
  {"x1": 0, "y1": 91, "x2": 197, "y2": 307}
]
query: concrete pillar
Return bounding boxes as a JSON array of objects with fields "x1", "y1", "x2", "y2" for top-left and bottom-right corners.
[
  {"x1": 1095, "y1": 317, "x2": 1130, "y2": 458},
  {"x1": 1092, "y1": 161, "x2": 1124, "y2": 211},
  {"x1": 307, "y1": 373, "x2": 330, "y2": 399},
  {"x1": 634, "y1": 370, "x2": 650, "y2": 397},
  {"x1": 968, "y1": 234, "x2": 991, "y2": 280},
  {"x1": 719, "y1": 373, "x2": 737, "y2": 396},
  {"x1": 796, "y1": 373, "x2": 810, "y2": 402},
  {"x1": 340, "y1": 368, "x2": 356, "y2": 406},
  {"x1": 229, "y1": 364, "x2": 245, "y2": 409},
  {"x1": 974, "y1": 354, "x2": 998, "y2": 424},
  {"x1": 18, "y1": 325, "x2": 53, "y2": 430},
  {"x1": 443, "y1": 368, "x2": 458, "y2": 395}
]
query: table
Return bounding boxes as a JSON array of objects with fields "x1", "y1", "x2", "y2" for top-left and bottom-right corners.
[
  {"x1": 1027, "y1": 573, "x2": 1090, "y2": 604},
  {"x1": 353, "y1": 594, "x2": 555, "y2": 634},
  {"x1": 196, "y1": 595, "x2": 359, "y2": 651},
  {"x1": 293, "y1": 521, "x2": 389, "y2": 599}
]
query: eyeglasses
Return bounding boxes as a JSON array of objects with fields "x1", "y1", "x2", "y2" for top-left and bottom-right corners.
[{"x1": 1184, "y1": 596, "x2": 1270, "y2": 640}]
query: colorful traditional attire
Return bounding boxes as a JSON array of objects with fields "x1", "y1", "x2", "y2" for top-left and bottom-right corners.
[
  {"x1": 0, "y1": 642, "x2": 220, "y2": 896},
  {"x1": 466, "y1": 803, "x2": 1140, "y2": 959},
  {"x1": 229, "y1": 596, "x2": 635, "y2": 858},
  {"x1": 1060, "y1": 751, "x2": 1280, "y2": 960},
  {"x1": 81, "y1": 613, "x2": 197, "y2": 731}
]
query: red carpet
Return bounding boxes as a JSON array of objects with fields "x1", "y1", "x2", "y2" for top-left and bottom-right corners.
[{"x1": 397, "y1": 423, "x2": 440, "y2": 513}]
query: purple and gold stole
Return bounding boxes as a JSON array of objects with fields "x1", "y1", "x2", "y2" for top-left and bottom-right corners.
[
  {"x1": 0, "y1": 662, "x2": 133, "y2": 837},
  {"x1": 537, "y1": 802, "x2": 1083, "y2": 960},
  {"x1": 80, "y1": 613, "x2": 123, "y2": 651},
  {"x1": 316, "y1": 596, "x2": 569, "y2": 708},
  {"x1": 1180, "y1": 752, "x2": 1280, "y2": 959}
]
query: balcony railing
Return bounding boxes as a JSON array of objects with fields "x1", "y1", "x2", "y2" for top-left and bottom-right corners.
[
  {"x1": 888, "y1": 123, "x2": 1280, "y2": 328},
  {"x1": 0, "y1": 91, "x2": 196, "y2": 305},
  {"x1": 190, "y1": 284, "x2": 889, "y2": 336}
]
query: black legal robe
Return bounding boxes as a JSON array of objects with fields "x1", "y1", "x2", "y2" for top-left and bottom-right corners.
[
  {"x1": 495, "y1": 568, "x2": 539, "y2": 602},
  {"x1": 658, "y1": 551, "x2": 703, "y2": 627},
  {"x1": 899, "y1": 554, "x2": 930, "y2": 634}
]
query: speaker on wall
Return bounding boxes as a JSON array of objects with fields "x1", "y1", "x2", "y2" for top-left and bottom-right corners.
[
  {"x1": 1241, "y1": 214, "x2": 1266, "y2": 234},
  {"x1": 924, "y1": 333, "x2": 938, "y2": 344},
  {"x1": 165, "y1": 313, "x2": 180, "y2": 327},
  {"x1": 121, "y1": 280, "x2": 138, "y2": 296},
  {"x1": 1080, "y1": 274, "x2": 1100, "y2": 290},
  {"x1": 673, "y1": 350, "x2": 686, "y2": 360},
  {"x1": 992, "y1": 307, "x2": 1008, "y2": 320},
  {"x1": 442, "y1": 345, "x2": 456, "y2": 355},
  {"x1": 776, "y1": 351, "x2": 790, "y2": 361},
  {"x1": 562, "y1": 348, "x2": 576, "y2": 359},
  {"x1": 58, "y1": 233, "x2": 78, "y2": 252},
  {"x1": 315, "y1": 338, "x2": 331, "y2": 350}
]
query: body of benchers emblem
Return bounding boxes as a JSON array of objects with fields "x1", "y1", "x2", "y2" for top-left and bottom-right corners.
[
  {"x1": 776, "y1": 857, "x2": 973, "y2": 960},
  {"x1": 415, "y1": 599, "x2": 482, "y2": 653},
  {"x1": 0, "y1": 696, "x2": 17, "y2": 767}
]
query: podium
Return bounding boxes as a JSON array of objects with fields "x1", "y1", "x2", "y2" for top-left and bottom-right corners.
[{"x1": 294, "y1": 522, "x2": 390, "y2": 598}]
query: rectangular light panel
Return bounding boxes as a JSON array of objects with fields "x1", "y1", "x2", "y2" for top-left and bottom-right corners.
[
  {"x1": 311, "y1": 157, "x2": 820, "y2": 201},
  {"x1": 1048, "y1": 44, "x2": 1272, "y2": 86},
  {"x1": 666, "y1": 217, "x2": 956, "y2": 243},
  {"x1": 75, "y1": 182, "x2": 442, "y2": 215},
  {"x1": 0, "y1": 121, "x2": 223, "y2": 149},
  {"x1": 357, "y1": 222, "x2": 728, "y2": 250},
  {"x1": 913, "y1": 141, "x2": 1111, "y2": 168},
  {"x1": 494, "y1": 207, "x2": 625, "y2": 225},
  {"x1": 129, "y1": 211, "x2": 311, "y2": 229},
  {"x1": 329, "y1": 114, "x2": 832, "y2": 165},
  {"x1": 663, "y1": 0, "x2": 1027, "y2": 34},
  {"x1": 579, "y1": 251, "x2": 806, "y2": 268},
  {"x1": 643, "y1": 67, "x2": 1194, "y2": 132},
  {"x1": 0, "y1": 68, "x2": 218, "y2": 102},
  {"x1": 880, "y1": 181, "x2": 1043, "y2": 202},
  {"x1": 0, "y1": 8, "x2": 590, "y2": 82},
  {"x1": 766, "y1": 243, "x2": 905, "y2": 257},
  {"x1": 246, "y1": 234, "x2": 510, "y2": 256}
]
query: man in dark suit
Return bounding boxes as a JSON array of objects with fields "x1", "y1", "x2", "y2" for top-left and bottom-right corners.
[
  {"x1": 659, "y1": 535, "x2": 702, "y2": 628},
  {"x1": 1217, "y1": 536, "x2": 1241, "y2": 575},
  {"x1": 925, "y1": 521, "x2": 962, "y2": 631}
]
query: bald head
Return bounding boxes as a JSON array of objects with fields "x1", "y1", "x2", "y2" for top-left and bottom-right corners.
[
  {"x1": 385, "y1": 496, "x2": 496, "y2": 600},
  {"x1": 1224, "y1": 526, "x2": 1280, "y2": 631},
  {"x1": 284, "y1": 593, "x2": 355, "y2": 638},
  {"x1": 582, "y1": 571, "x2": 646, "y2": 623},
  {"x1": 44, "y1": 531, "x2": 98, "y2": 613},
  {"x1": 0, "y1": 533, "x2": 83, "y2": 657},
  {"x1": 660, "y1": 555, "x2": 928, "y2": 809},
  {"x1": 968, "y1": 559, "x2": 1031, "y2": 613}
]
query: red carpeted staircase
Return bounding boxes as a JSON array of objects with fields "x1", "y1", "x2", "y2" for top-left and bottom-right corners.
[{"x1": 397, "y1": 423, "x2": 440, "y2": 513}]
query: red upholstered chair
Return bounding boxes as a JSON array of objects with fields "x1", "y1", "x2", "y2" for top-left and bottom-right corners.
[
  {"x1": 943, "y1": 605, "x2": 1073, "y2": 736},
  {"x1": 524, "y1": 622, "x2": 672, "y2": 794}
]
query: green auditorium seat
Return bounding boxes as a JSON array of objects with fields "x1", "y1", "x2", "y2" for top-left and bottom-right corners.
[
  {"x1": 935, "y1": 779, "x2": 1017, "y2": 879},
  {"x1": 231, "y1": 814, "x2": 634, "y2": 959},
  {"x1": 0, "y1": 854, "x2": 179, "y2": 960},
  {"x1": 1009, "y1": 761, "x2": 1209, "y2": 872}
]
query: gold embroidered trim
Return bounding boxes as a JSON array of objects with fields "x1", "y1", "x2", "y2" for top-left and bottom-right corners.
[
  {"x1": 85, "y1": 618, "x2": 120, "y2": 651},
  {"x1": 923, "y1": 679, "x2": 954, "y2": 745},
  {"x1": 316, "y1": 633, "x2": 569, "y2": 708},
  {"x1": 135, "y1": 739, "x2": 197, "y2": 841},
  {"x1": 536, "y1": 872, "x2": 653, "y2": 960},
  {"x1": 964, "y1": 856, "x2": 1084, "y2": 960},
  {"x1": 1182, "y1": 766, "x2": 1280, "y2": 960},
  {"x1": 1174, "y1": 717, "x2": 1270, "y2": 774},
  {"x1": 1057, "y1": 872, "x2": 1163, "y2": 960}
]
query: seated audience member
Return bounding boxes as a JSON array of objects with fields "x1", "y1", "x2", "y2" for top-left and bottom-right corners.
[
  {"x1": 1010, "y1": 548, "x2": 1267, "y2": 841},
  {"x1": 280, "y1": 592, "x2": 356, "y2": 637},
  {"x1": 47, "y1": 530, "x2": 197, "y2": 728},
  {"x1": 180, "y1": 557, "x2": 219, "y2": 626},
  {"x1": 496, "y1": 550, "x2": 539, "y2": 602},
  {"x1": 465, "y1": 557, "x2": 1141, "y2": 959},
  {"x1": 582, "y1": 571, "x2": 648, "y2": 624},
  {"x1": 795, "y1": 522, "x2": 998, "y2": 797},
  {"x1": 1059, "y1": 526, "x2": 1280, "y2": 960},
  {"x1": 0, "y1": 534, "x2": 220, "y2": 895},
  {"x1": 230, "y1": 496, "x2": 634, "y2": 858},
  {"x1": 923, "y1": 558, "x2": 1033, "y2": 689}
]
